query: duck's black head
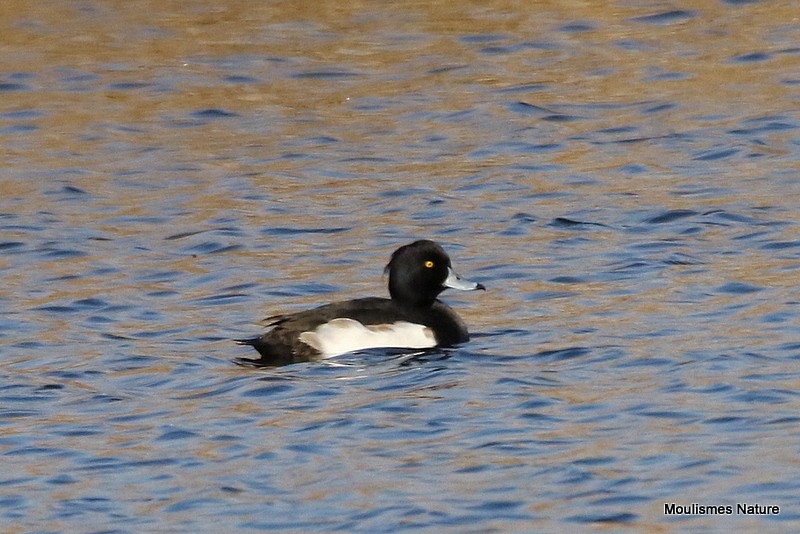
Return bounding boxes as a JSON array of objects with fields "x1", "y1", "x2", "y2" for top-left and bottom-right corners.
[{"x1": 385, "y1": 240, "x2": 484, "y2": 307}]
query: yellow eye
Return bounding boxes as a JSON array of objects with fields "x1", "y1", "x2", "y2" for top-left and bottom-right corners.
[{"x1": 424, "y1": 260, "x2": 434, "y2": 268}]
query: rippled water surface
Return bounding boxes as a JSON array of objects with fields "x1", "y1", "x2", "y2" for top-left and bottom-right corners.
[{"x1": 2, "y1": 1, "x2": 799, "y2": 532}]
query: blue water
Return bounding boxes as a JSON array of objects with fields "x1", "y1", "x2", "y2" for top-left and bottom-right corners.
[{"x1": 2, "y1": 1, "x2": 800, "y2": 532}]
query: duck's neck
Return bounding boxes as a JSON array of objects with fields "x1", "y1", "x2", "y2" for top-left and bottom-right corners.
[{"x1": 390, "y1": 293, "x2": 437, "y2": 309}]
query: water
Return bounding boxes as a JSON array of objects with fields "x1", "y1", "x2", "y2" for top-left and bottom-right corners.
[{"x1": 1, "y1": 1, "x2": 799, "y2": 532}]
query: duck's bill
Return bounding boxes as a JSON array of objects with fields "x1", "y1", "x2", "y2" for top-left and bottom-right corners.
[{"x1": 444, "y1": 267, "x2": 486, "y2": 291}]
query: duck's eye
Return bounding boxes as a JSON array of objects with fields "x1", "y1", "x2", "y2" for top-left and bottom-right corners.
[{"x1": 424, "y1": 260, "x2": 434, "y2": 268}]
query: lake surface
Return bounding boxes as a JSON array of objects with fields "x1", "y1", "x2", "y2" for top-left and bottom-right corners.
[{"x1": 1, "y1": 1, "x2": 799, "y2": 532}]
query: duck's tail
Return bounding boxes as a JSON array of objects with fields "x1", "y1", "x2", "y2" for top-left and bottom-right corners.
[
  {"x1": 234, "y1": 336, "x2": 297, "y2": 367},
  {"x1": 235, "y1": 337, "x2": 260, "y2": 347}
]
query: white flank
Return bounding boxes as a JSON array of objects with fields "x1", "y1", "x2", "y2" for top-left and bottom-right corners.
[{"x1": 298, "y1": 318, "x2": 436, "y2": 359}]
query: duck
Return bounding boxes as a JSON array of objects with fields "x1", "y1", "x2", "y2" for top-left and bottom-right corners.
[{"x1": 237, "y1": 239, "x2": 484, "y2": 366}]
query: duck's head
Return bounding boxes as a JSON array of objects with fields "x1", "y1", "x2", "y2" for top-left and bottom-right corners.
[{"x1": 385, "y1": 240, "x2": 485, "y2": 307}]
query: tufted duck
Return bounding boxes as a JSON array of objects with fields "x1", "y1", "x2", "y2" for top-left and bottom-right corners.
[{"x1": 237, "y1": 240, "x2": 484, "y2": 365}]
